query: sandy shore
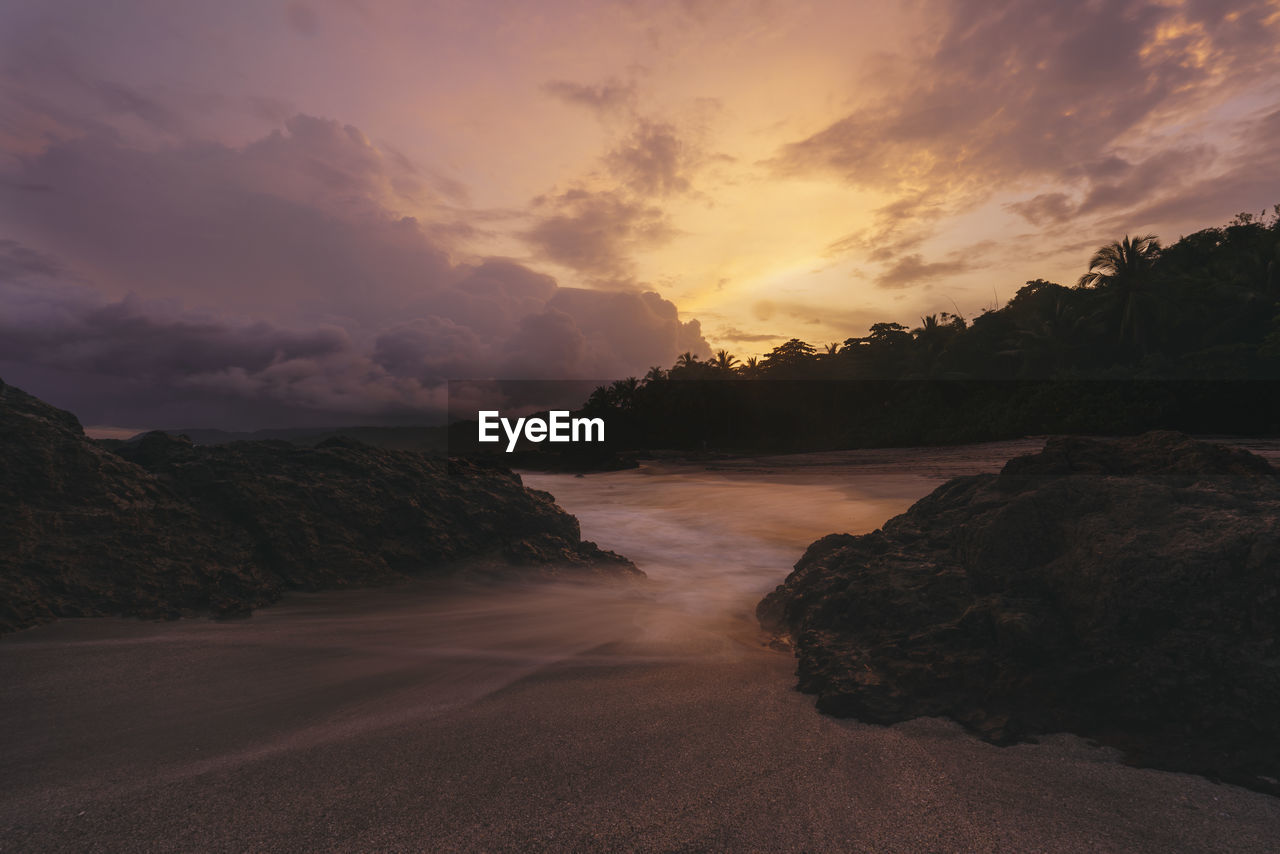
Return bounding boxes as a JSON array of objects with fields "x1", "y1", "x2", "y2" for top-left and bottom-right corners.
[{"x1": 3, "y1": 578, "x2": 1278, "y2": 854}]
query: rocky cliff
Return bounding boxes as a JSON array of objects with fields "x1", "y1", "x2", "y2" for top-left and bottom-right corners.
[
  {"x1": 1, "y1": 379, "x2": 638, "y2": 634},
  {"x1": 759, "y1": 432, "x2": 1280, "y2": 795}
]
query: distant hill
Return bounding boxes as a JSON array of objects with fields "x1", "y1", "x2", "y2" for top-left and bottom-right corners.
[{"x1": 111, "y1": 424, "x2": 453, "y2": 453}]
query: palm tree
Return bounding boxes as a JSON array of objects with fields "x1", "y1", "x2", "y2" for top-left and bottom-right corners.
[
  {"x1": 1078, "y1": 234, "x2": 1160, "y2": 289},
  {"x1": 913, "y1": 314, "x2": 946, "y2": 348},
  {"x1": 912, "y1": 314, "x2": 940, "y2": 338},
  {"x1": 711, "y1": 349, "x2": 739, "y2": 372},
  {"x1": 823, "y1": 342, "x2": 840, "y2": 356},
  {"x1": 1078, "y1": 234, "x2": 1162, "y2": 355},
  {"x1": 738, "y1": 356, "x2": 761, "y2": 378},
  {"x1": 584, "y1": 384, "x2": 613, "y2": 412},
  {"x1": 675, "y1": 351, "x2": 700, "y2": 369},
  {"x1": 610, "y1": 377, "x2": 640, "y2": 409},
  {"x1": 909, "y1": 314, "x2": 951, "y2": 372},
  {"x1": 643, "y1": 366, "x2": 667, "y2": 384},
  {"x1": 1008, "y1": 296, "x2": 1088, "y2": 375}
]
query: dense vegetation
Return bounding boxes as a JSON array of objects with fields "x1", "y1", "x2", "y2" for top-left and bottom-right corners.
[{"x1": 579, "y1": 208, "x2": 1280, "y2": 451}]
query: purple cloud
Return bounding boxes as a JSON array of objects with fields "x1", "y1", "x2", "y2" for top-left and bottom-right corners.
[{"x1": 0, "y1": 115, "x2": 708, "y2": 428}]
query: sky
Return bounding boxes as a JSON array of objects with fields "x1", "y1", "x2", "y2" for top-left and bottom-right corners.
[{"x1": 2, "y1": 0, "x2": 1279, "y2": 430}]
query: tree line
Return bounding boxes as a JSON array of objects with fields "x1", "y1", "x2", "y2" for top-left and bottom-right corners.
[{"x1": 577, "y1": 208, "x2": 1280, "y2": 451}]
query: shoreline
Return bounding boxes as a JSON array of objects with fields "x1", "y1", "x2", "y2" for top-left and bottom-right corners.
[{"x1": 509, "y1": 431, "x2": 1280, "y2": 474}]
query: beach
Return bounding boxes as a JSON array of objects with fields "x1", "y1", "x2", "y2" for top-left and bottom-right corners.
[{"x1": 3, "y1": 442, "x2": 1279, "y2": 852}]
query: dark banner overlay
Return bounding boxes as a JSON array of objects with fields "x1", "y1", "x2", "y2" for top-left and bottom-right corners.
[{"x1": 447, "y1": 379, "x2": 1280, "y2": 464}]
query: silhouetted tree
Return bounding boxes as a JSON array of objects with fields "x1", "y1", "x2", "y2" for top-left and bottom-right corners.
[
  {"x1": 571, "y1": 208, "x2": 1280, "y2": 452},
  {"x1": 761, "y1": 339, "x2": 817, "y2": 377},
  {"x1": 1078, "y1": 234, "x2": 1162, "y2": 356},
  {"x1": 711, "y1": 349, "x2": 739, "y2": 372},
  {"x1": 610, "y1": 377, "x2": 640, "y2": 410}
]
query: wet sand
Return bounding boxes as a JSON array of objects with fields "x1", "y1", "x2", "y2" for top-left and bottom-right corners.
[
  {"x1": 4, "y1": 442, "x2": 1280, "y2": 851},
  {"x1": 3, "y1": 582, "x2": 1278, "y2": 853}
]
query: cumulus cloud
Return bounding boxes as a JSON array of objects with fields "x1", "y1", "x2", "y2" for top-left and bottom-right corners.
[
  {"x1": 0, "y1": 115, "x2": 707, "y2": 428},
  {"x1": 544, "y1": 288, "x2": 708, "y2": 373},
  {"x1": 501, "y1": 308, "x2": 589, "y2": 379}
]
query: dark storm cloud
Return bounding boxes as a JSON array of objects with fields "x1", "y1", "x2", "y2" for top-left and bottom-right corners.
[
  {"x1": 0, "y1": 290, "x2": 344, "y2": 384},
  {"x1": 0, "y1": 115, "x2": 708, "y2": 428},
  {"x1": 0, "y1": 272, "x2": 431, "y2": 426},
  {"x1": 372, "y1": 316, "x2": 485, "y2": 382}
]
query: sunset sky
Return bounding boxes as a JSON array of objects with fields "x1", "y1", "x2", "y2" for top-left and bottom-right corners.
[{"x1": 3, "y1": 0, "x2": 1279, "y2": 429}]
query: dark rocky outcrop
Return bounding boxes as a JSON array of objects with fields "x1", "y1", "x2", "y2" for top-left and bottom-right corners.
[
  {"x1": 1, "y1": 379, "x2": 639, "y2": 634},
  {"x1": 758, "y1": 432, "x2": 1280, "y2": 795}
]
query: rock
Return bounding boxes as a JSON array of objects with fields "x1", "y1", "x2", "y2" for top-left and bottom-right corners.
[
  {"x1": 1, "y1": 379, "x2": 640, "y2": 634},
  {"x1": 0, "y1": 382, "x2": 274, "y2": 631},
  {"x1": 758, "y1": 431, "x2": 1280, "y2": 795}
]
